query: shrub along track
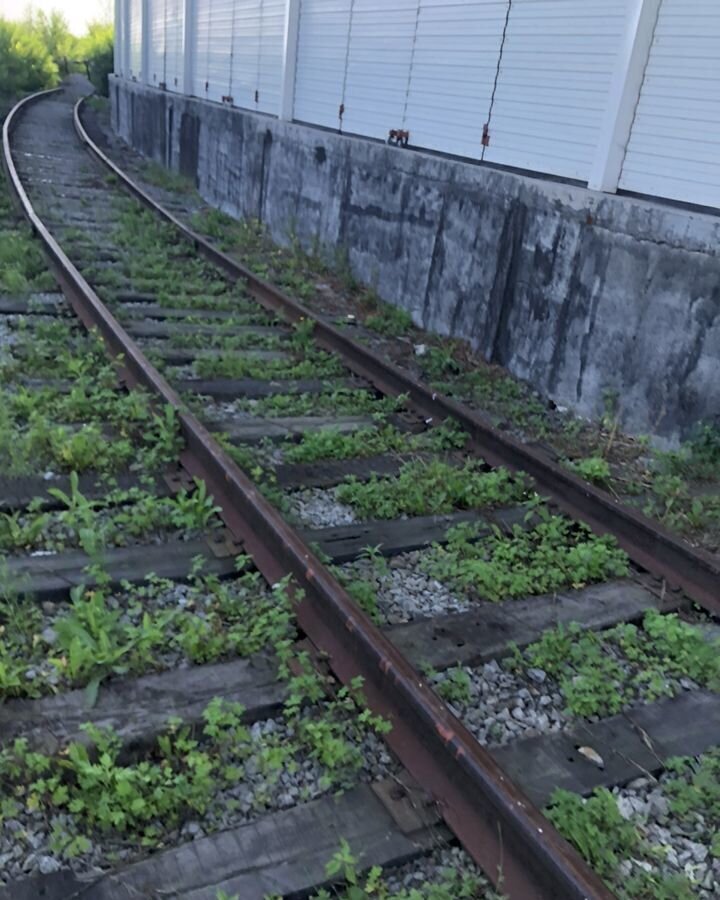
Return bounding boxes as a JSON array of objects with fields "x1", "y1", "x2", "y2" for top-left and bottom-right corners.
[{"x1": 2, "y1": 85, "x2": 719, "y2": 899}]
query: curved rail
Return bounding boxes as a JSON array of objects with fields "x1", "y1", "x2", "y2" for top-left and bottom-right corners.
[
  {"x1": 3, "y1": 87, "x2": 616, "y2": 900},
  {"x1": 73, "y1": 95, "x2": 719, "y2": 616}
]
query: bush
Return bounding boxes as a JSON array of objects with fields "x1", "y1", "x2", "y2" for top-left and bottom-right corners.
[
  {"x1": 78, "y1": 23, "x2": 114, "y2": 96},
  {"x1": 0, "y1": 17, "x2": 59, "y2": 97}
]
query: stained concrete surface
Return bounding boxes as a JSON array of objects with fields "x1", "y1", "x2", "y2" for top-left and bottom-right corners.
[{"x1": 111, "y1": 77, "x2": 720, "y2": 444}]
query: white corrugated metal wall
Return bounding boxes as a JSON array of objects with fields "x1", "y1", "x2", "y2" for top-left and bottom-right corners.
[
  {"x1": 619, "y1": 0, "x2": 720, "y2": 207},
  {"x1": 481, "y1": 0, "x2": 628, "y2": 181},
  {"x1": 207, "y1": 0, "x2": 235, "y2": 101},
  {"x1": 148, "y1": 0, "x2": 166, "y2": 87},
  {"x1": 128, "y1": 0, "x2": 143, "y2": 79},
  {"x1": 339, "y1": 0, "x2": 418, "y2": 139},
  {"x1": 402, "y1": 2, "x2": 508, "y2": 159},
  {"x1": 229, "y1": 0, "x2": 262, "y2": 109},
  {"x1": 257, "y1": 0, "x2": 286, "y2": 114},
  {"x1": 165, "y1": 0, "x2": 185, "y2": 91},
  {"x1": 293, "y1": 1, "x2": 352, "y2": 128},
  {"x1": 113, "y1": 0, "x2": 720, "y2": 209},
  {"x1": 192, "y1": 0, "x2": 212, "y2": 97}
]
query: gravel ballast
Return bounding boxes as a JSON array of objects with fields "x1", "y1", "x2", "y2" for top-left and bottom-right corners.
[
  {"x1": 612, "y1": 769, "x2": 719, "y2": 897},
  {"x1": 285, "y1": 486, "x2": 357, "y2": 527},
  {"x1": 340, "y1": 550, "x2": 471, "y2": 624}
]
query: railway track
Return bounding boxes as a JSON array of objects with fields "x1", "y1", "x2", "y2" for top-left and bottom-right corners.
[{"x1": 1, "y1": 83, "x2": 718, "y2": 899}]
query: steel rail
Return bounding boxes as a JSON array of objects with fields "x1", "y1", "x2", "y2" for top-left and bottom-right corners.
[
  {"x1": 3, "y1": 87, "x2": 616, "y2": 900},
  {"x1": 72, "y1": 96, "x2": 719, "y2": 616}
]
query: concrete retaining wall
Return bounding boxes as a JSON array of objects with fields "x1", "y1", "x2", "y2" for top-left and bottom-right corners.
[{"x1": 111, "y1": 76, "x2": 720, "y2": 444}]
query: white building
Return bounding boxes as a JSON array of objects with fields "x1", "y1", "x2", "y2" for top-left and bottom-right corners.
[{"x1": 114, "y1": 0, "x2": 720, "y2": 210}]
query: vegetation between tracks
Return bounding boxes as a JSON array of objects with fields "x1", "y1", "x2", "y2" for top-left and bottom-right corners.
[
  {"x1": 513, "y1": 610, "x2": 720, "y2": 718},
  {"x1": 336, "y1": 458, "x2": 528, "y2": 519},
  {"x1": 0, "y1": 475, "x2": 220, "y2": 554},
  {"x1": 0, "y1": 564, "x2": 393, "y2": 874},
  {"x1": 547, "y1": 749, "x2": 720, "y2": 899},
  {"x1": 425, "y1": 506, "x2": 630, "y2": 601},
  {"x1": 0, "y1": 559, "x2": 293, "y2": 702}
]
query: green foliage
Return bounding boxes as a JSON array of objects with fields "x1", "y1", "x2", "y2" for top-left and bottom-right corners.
[
  {"x1": 0, "y1": 560, "x2": 298, "y2": 702},
  {"x1": 546, "y1": 787, "x2": 699, "y2": 899},
  {"x1": 54, "y1": 586, "x2": 166, "y2": 705},
  {"x1": 77, "y1": 23, "x2": 114, "y2": 96},
  {"x1": 547, "y1": 788, "x2": 638, "y2": 878},
  {"x1": 420, "y1": 345, "x2": 463, "y2": 380},
  {"x1": 143, "y1": 161, "x2": 195, "y2": 193},
  {"x1": 435, "y1": 667, "x2": 472, "y2": 706},
  {"x1": 306, "y1": 840, "x2": 487, "y2": 900},
  {"x1": 2, "y1": 700, "x2": 246, "y2": 843},
  {"x1": 23, "y1": 9, "x2": 75, "y2": 66},
  {"x1": 663, "y1": 750, "x2": 720, "y2": 834},
  {"x1": 0, "y1": 227, "x2": 53, "y2": 292},
  {"x1": 426, "y1": 508, "x2": 629, "y2": 602},
  {"x1": 364, "y1": 304, "x2": 414, "y2": 337},
  {"x1": 656, "y1": 422, "x2": 720, "y2": 482},
  {"x1": 567, "y1": 455, "x2": 612, "y2": 488},
  {"x1": 282, "y1": 425, "x2": 409, "y2": 464},
  {"x1": 0, "y1": 17, "x2": 59, "y2": 96},
  {"x1": 193, "y1": 346, "x2": 345, "y2": 381},
  {"x1": 519, "y1": 611, "x2": 720, "y2": 718},
  {"x1": 282, "y1": 419, "x2": 466, "y2": 464},
  {"x1": 336, "y1": 459, "x2": 527, "y2": 519},
  {"x1": 0, "y1": 477, "x2": 221, "y2": 554},
  {"x1": 237, "y1": 388, "x2": 396, "y2": 418}
]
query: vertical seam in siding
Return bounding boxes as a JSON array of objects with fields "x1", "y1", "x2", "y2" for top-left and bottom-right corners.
[
  {"x1": 339, "y1": 0, "x2": 356, "y2": 132},
  {"x1": 482, "y1": 0, "x2": 513, "y2": 162},
  {"x1": 228, "y1": 0, "x2": 237, "y2": 97},
  {"x1": 256, "y1": 0, "x2": 265, "y2": 108},
  {"x1": 401, "y1": 0, "x2": 422, "y2": 130},
  {"x1": 615, "y1": 1, "x2": 662, "y2": 190}
]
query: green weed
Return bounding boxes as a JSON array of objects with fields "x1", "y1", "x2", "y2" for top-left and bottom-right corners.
[
  {"x1": 426, "y1": 508, "x2": 629, "y2": 602},
  {"x1": 337, "y1": 459, "x2": 528, "y2": 519}
]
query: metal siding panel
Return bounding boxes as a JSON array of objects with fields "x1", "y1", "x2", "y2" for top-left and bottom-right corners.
[
  {"x1": 620, "y1": 0, "x2": 720, "y2": 207},
  {"x1": 230, "y1": 0, "x2": 262, "y2": 110},
  {"x1": 341, "y1": 0, "x2": 418, "y2": 140},
  {"x1": 115, "y1": 0, "x2": 123, "y2": 75},
  {"x1": 148, "y1": 0, "x2": 166, "y2": 86},
  {"x1": 483, "y1": 0, "x2": 629, "y2": 181},
  {"x1": 193, "y1": 0, "x2": 233, "y2": 101},
  {"x1": 165, "y1": 0, "x2": 184, "y2": 91},
  {"x1": 294, "y1": 0, "x2": 353, "y2": 129},
  {"x1": 258, "y1": 0, "x2": 285, "y2": 114},
  {"x1": 208, "y1": 0, "x2": 234, "y2": 101},
  {"x1": 193, "y1": 0, "x2": 211, "y2": 97},
  {"x1": 129, "y1": 0, "x2": 143, "y2": 78},
  {"x1": 404, "y1": 1, "x2": 509, "y2": 159}
]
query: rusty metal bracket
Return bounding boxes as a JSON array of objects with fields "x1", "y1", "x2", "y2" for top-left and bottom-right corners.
[
  {"x1": 163, "y1": 466, "x2": 196, "y2": 494},
  {"x1": 371, "y1": 773, "x2": 441, "y2": 835},
  {"x1": 205, "y1": 528, "x2": 245, "y2": 559},
  {"x1": 388, "y1": 128, "x2": 410, "y2": 147}
]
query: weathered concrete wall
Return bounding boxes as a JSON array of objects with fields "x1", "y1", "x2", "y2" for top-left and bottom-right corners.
[{"x1": 111, "y1": 76, "x2": 720, "y2": 444}]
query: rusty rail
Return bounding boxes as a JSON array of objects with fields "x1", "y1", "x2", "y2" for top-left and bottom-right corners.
[{"x1": 6, "y1": 87, "x2": 623, "y2": 900}]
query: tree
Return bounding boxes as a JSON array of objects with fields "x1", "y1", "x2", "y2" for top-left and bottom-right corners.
[
  {"x1": 23, "y1": 9, "x2": 76, "y2": 72},
  {"x1": 77, "y1": 22, "x2": 114, "y2": 96},
  {"x1": 0, "y1": 17, "x2": 59, "y2": 98}
]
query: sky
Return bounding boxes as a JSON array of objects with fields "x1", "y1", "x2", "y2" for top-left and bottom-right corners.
[{"x1": 1, "y1": 0, "x2": 112, "y2": 34}]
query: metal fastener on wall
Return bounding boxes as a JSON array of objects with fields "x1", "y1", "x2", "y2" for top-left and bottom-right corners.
[{"x1": 388, "y1": 129, "x2": 410, "y2": 147}]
